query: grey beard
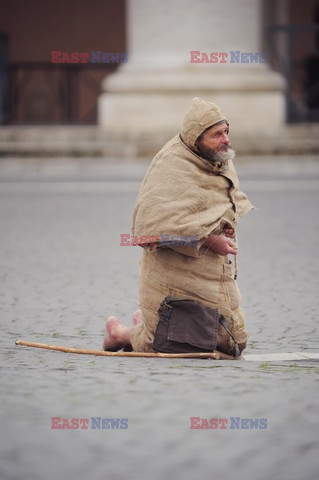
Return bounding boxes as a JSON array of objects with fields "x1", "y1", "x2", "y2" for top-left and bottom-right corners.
[{"x1": 199, "y1": 147, "x2": 236, "y2": 173}]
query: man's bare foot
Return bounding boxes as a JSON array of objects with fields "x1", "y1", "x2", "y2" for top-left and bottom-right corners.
[
  {"x1": 102, "y1": 316, "x2": 131, "y2": 351},
  {"x1": 132, "y1": 309, "x2": 143, "y2": 326}
]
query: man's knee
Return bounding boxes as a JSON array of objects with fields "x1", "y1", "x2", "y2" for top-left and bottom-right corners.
[{"x1": 217, "y1": 309, "x2": 247, "y2": 355}]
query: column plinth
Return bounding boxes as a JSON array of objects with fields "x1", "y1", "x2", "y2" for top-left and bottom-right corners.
[{"x1": 98, "y1": 0, "x2": 285, "y2": 140}]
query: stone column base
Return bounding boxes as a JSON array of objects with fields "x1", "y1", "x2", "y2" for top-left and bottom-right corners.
[{"x1": 98, "y1": 66, "x2": 285, "y2": 137}]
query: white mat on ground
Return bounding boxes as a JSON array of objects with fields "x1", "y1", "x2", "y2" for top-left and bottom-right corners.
[{"x1": 243, "y1": 352, "x2": 319, "y2": 362}]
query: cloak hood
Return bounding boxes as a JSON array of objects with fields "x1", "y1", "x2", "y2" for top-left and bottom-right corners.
[{"x1": 180, "y1": 96, "x2": 228, "y2": 152}]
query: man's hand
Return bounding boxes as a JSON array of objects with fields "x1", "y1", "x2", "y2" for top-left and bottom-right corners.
[
  {"x1": 224, "y1": 228, "x2": 235, "y2": 238},
  {"x1": 204, "y1": 234, "x2": 238, "y2": 256}
]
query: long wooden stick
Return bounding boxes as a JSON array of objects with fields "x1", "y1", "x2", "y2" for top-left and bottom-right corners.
[{"x1": 15, "y1": 339, "x2": 239, "y2": 360}]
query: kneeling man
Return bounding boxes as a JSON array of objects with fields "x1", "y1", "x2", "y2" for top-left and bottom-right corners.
[{"x1": 103, "y1": 97, "x2": 253, "y2": 356}]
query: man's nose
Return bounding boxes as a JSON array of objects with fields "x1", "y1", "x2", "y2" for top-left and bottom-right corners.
[{"x1": 221, "y1": 133, "x2": 230, "y2": 144}]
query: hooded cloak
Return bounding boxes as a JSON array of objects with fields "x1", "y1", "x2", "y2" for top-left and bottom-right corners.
[{"x1": 132, "y1": 97, "x2": 253, "y2": 248}]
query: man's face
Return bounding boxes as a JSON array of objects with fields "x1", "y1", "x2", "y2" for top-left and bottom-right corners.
[{"x1": 195, "y1": 121, "x2": 235, "y2": 163}]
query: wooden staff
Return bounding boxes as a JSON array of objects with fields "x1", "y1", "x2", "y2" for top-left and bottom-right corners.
[{"x1": 15, "y1": 339, "x2": 238, "y2": 360}]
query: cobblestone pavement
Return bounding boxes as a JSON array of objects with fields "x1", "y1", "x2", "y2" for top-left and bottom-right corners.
[{"x1": 0, "y1": 156, "x2": 319, "y2": 480}]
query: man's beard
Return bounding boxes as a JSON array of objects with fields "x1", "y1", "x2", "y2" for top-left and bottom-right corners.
[{"x1": 198, "y1": 146, "x2": 236, "y2": 173}]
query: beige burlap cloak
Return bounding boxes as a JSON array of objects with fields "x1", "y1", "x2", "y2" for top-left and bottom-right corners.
[{"x1": 130, "y1": 97, "x2": 254, "y2": 354}]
